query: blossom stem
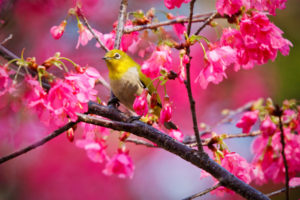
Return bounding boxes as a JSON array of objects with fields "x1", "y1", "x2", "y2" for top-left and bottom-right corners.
[
  {"x1": 184, "y1": 0, "x2": 203, "y2": 152},
  {"x1": 278, "y1": 114, "x2": 290, "y2": 200},
  {"x1": 183, "y1": 182, "x2": 222, "y2": 200}
]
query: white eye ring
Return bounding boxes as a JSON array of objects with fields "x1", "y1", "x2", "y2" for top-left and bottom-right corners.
[{"x1": 114, "y1": 53, "x2": 121, "y2": 59}]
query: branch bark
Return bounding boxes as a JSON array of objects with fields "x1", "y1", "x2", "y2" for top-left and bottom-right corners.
[{"x1": 114, "y1": 0, "x2": 128, "y2": 49}]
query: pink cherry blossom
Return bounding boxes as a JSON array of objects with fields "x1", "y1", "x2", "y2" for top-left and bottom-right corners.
[
  {"x1": 236, "y1": 110, "x2": 259, "y2": 133},
  {"x1": 164, "y1": 0, "x2": 191, "y2": 9},
  {"x1": 211, "y1": 150, "x2": 252, "y2": 196},
  {"x1": 169, "y1": 129, "x2": 184, "y2": 142},
  {"x1": 160, "y1": 96, "x2": 172, "y2": 124},
  {"x1": 133, "y1": 90, "x2": 148, "y2": 116},
  {"x1": 260, "y1": 116, "x2": 276, "y2": 137},
  {"x1": 76, "y1": 21, "x2": 94, "y2": 49},
  {"x1": 252, "y1": 128, "x2": 300, "y2": 183},
  {"x1": 195, "y1": 45, "x2": 237, "y2": 89},
  {"x1": 289, "y1": 177, "x2": 300, "y2": 187},
  {"x1": 167, "y1": 14, "x2": 186, "y2": 38},
  {"x1": 0, "y1": 66, "x2": 9, "y2": 96},
  {"x1": 76, "y1": 131, "x2": 108, "y2": 163},
  {"x1": 47, "y1": 80, "x2": 85, "y2": 125},
  {"x1": 65, "y1": 67, "x2": 100, "y2": 103},
  {"x1": 141, "y1": 45, "x2": 173, "y2": 78},
  {"x1": 216, "y1": 0, "x2": 242, "y2": 17},
  {"x1": 246, "y1": 0, "x2": 287, "y2": 15},
  {"x1": 50, "y1": 20, "x2": 67, "y2": 40},
  {"x1": 103, "y1": 149, "x2": 135, "y2": 179}
]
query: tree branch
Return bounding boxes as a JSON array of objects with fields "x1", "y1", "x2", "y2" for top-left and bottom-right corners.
[
  {"x1": 114, "y1": 0, "x2": 128, "y2": 49},
  {"x1": 266, "y1": 184, "x2": 300, "y2": 197},
  {"x1": 125, "y1": 137, "x2": 157, "y2": 148},
  {"x1": 183, "y1": 182, "x2": 222, "y2": 200},
  {"x1": 79, "y1": 8, "x2": 109, "y2": 52},
  {"x1": 184, "y1": 0, "x2": 203, "y2": 152},
  {"x1": 76, "y1": 109, "x2": 269, "y2": 200},
  {"x1": 0, "y1": 120, "x2": 78, "y2": 164},
  {"x1": 195, "y1": 11, "x2": 218, "y2": 35},
  {"x1": 124, "y1": 12, "x2": 220, "y2": 33}
]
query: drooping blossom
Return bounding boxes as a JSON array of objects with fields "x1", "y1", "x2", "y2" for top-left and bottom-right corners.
[
  {"x1": 47, "y1": 80, "x2": 85, "y2": 125},
  {"x1": 236, "y1": 110, "x2": 259, "y2": 133},
  {"x1": 260, "y1": 116, "x2": 276, "y2": 137},
  {"x1": 164, "y1": 0, "x2": 191, "y2": 9},
  {"x1": 0, "y1": 66, "x2": 9, "y2": 96},
  {"x1": 133, "y1": 90, "x2": 148, "y2": 116},
  {"x1": 103, "y1": 149, "x2": 135, "y2": 179},
  {"x1": 50, "y1": 20, "x2": 67, "y2": 40},
  {"x1": 160, "y1": 96, "x2": 172, "y2": 124},
  {"x1": 141, "y1": 45, "x2": 173, "y2": 78},
  {"x1": 167, "y1": 14, "x2": 186, "y2": 38},
  {"x1": 216, "y1": 0, "x2": 242, "y2": 17},
  {"x1": 76, "y1": 131, "x2": 108, "y2": 163},
  {"x1": 195, "y1": 45, "x2": 237, "y2": 89},
  {"x1": 65, "y1": 67, "x2": 100, "y2": 103},
  {"x1": 76, "y1": 21, "x2": 94, "y2": 49},
  {"x1": 169, "y1": 129, "x2": 184, "y2": 142},
  {"x1": 204, "y1": 150, "x2": 252, "y2": 196},
  {"x1": 252, "y1": 128, "x2": 300, "y2": 183}
]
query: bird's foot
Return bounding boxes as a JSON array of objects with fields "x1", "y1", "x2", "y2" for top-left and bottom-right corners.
[
  {"x1": 127, "y1": 116, "x2": 142, "y2": 123},
  {"x1": 108, "y1": 96, "x2": 120, "y2": 109}
]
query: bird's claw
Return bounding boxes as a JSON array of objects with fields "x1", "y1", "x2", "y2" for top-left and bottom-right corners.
[{"x1": 108, "y1": 96, "x2": 120, "y2": 108}]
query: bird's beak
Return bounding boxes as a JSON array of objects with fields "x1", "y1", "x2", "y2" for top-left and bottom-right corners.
[{"x1": 102, "y1": 56, "x2": 111, "y2": 60}]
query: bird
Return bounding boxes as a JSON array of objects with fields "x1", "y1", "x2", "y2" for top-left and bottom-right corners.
[{"x1": 103, "y1": 49, "x2": 177, "y2": 129}]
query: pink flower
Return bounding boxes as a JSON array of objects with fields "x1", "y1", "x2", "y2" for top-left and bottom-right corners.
[
  {"x1": 76, "y1": 131, "x2": 108, "y2": 163},
  {"x1": 216, "y1": 0, "x2": 242, "y2": 17},
  {"x1": 252, "y1": 128, "x2": 300, "y2": 183},
  {"x1": 141, "y1": 45, "x2": 173, "y2": 78},
  {"x1": 0, "y1": 66, "x2": 9, "y2": 96},
  {"x1": 164, "y1": 0, "x2": 191, "y2": 9},
  {"x1": 133, "y1": 90, "x2": 148, "y2": 116},
  {"x1": 290, "y1": 177, "x2": 300, "y2": 187},
  {"x1": 76, "y1": 21, "x2": 94, "y2": 49},
  {"x1": 178, "y1": 52, "x2": 189, "y2": 83},
  {"x1": 236, "y1": 110, "x2": 259, "y2": 133},
  {"x1": 65, "y1": 67, "x2": 100, "y2": 103},
  {"x1": 103, "y1": 149, "x2": 135, "y2": 179},
  {"x1": 50, "y1": 20, "x2": 67, "y2": 40},
  {"x1": 167, "y1": 14, "x2": 186, "y2": 38},
  {"x1": 211, "y1": 151, "x2": 252, "y2": 196},
  {"x1": 48, "y1": 80, "x2": 85, "y2": 125},
  {"x1": 246, "y1": 0, "x2": 287, "y2": 15},
  {"x1": 195, "y1": 45, "x2": 237, "y2": 89},
  {"x1": 160, "y1": 96, "x2": 172, "y2": 124},
  {"x1": 169, "y1": 129, "x2": 184, "y2": 142},
  {"x1": 260, "y1": 116, "x2": 276, "y2": 137}
]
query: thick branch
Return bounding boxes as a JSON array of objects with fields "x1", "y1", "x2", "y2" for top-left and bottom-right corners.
[
  {"x1": 0, "y1": 121, "x2": 78, "y2": 164},
  {"x1": 76, "y1": 110, "x2": 269, "y2": 200},
  {"x1": 114, "y1": 0, "x2": 128, "y2": 49}
]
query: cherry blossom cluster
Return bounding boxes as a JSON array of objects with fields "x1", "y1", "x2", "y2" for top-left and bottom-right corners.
[{"x1": 201, "y1": 99, "x2": 300, "y2": 196}]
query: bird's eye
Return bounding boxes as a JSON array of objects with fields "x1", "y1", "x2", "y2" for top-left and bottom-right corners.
[{"x1": 114, "y1": 53, "x2": 121, "y2": 59}]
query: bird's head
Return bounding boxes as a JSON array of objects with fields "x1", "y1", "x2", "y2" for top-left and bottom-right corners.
[{"x1": 102, "y1": 49, "x2": 129, "y2": 69}]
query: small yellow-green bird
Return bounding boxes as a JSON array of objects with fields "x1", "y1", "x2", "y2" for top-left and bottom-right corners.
[{"x1": 103, "y1": 49, "x2": 177, "y2": 129}]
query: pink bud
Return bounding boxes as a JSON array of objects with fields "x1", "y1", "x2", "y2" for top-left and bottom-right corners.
[
  {"x1": 50, "y1": 20, "x2": 67, "y2": 40},
  {"x1": 133, "y1": 90, "x2": 148, "y2": 116},
  {"x1": 236, "y1": 110, "x2": 259, "y2": 133},
  {"x1": 66, "y1": 127, "x2": 75, "y2": 142},
  {"x1": 160, "y1": 96, "x2": 172, "y2": 124},
  {"x1": 260, "y1": 116, "x2": 276, "y2": 137}
]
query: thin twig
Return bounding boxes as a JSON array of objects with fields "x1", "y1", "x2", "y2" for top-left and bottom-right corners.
[
  {"x1": 194, "y1": 12, "x2": 218, "y2": 35},
  {"x1": 0, "y1": 121, "x2": 78, "y2": 164},
  {"x1": 183, "y1": 182, "x2": 222, "y2": 200},
  {"x1": 266, "y1": 184, "x2": 300, "y2": 197},
  {"x1": 79, "y1": 8, "x2": 109, "y2": 52},
  {"x1": 278, "y1": 113, "x2": 290, "y2": 200},
  {"x1": 184, "y1": 0, "x2": 203, "y2": 152},
  {"x1": 125, "y1": 137, "x2": 157, "y2": 148},
  {"x1": 124, "y1": 12, "x2": 219, "y2": 33},
  {"x1": 1, "y1": 34, "x2": 13, "y2": 45},
  {"x1": 114, "y1": 0, "x2": 128, "y2": 49}
]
